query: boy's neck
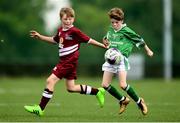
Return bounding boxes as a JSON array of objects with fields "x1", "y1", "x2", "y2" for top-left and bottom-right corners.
[
  {"x1": 114, "y1": 23, "x2": 126, "y2": 32},
  {"x1": 62, "y1": 25, "x2": 74, "y2": 31}
]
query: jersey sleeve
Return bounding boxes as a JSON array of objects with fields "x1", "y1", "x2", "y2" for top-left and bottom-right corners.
[
  {"x1": 74, "y1": 28, "x2": 90, "y2": 43},
  {"x1": 103, "y1": 33, "x2": 108, "y2": 40},
  {"x1": 104, "y1": 26, "x2": 112, "y2": 39},
  {"x1": 53, "y1": 29, "x2": 60, "y2": 43},
  {"x1": 122, "y1": 27, "x2": 146, "y2": 48}
]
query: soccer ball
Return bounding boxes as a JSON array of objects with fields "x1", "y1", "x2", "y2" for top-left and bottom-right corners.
[{"x1": 104, "y1": 48, "x2": 122, "y2": 65}]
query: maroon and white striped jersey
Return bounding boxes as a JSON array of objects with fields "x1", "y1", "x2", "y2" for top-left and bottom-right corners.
[{"x1": 53, "y1": 26, "x2": 90, "y2": 57}]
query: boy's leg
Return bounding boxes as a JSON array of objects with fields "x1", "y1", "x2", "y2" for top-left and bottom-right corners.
[
  {"x1": 123, "y1": 84, "x2": 139, "y2": 102},
  {"x1": 102, "y1": 71, "x2": 124, "y2": 100},
  {"x1": 24, "y1": 74, "x2": 59, "y2": 116},
  {"x1": 80, "y1": 85, "x2": 105, "y2": 108},
  {"x1": 102, "y1": 71, "x2": 130, "y2": 114},
  {"x1": 118, "y1": 65, "x2": 148, "y2": 115},
  {"x1": 103, "y1": 84, "x2": 130, "y2": 114},
  {"x1": 39, "y1": 88, "x2": 53, "y2": 110},
  {"x1": 104, "y1": 84, "x2": 124, "y2": 101},
  {"x1": 123, "y1": 84, "x2": 148, "y2": 115},
  {"x1": 65, "y1": 79, "x2": 105, "y2": 107}
]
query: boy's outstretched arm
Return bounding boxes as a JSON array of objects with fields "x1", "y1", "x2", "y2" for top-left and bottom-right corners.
[
  {"x1": 144, "y1": 44, "x2": 154, "y2": 57},
  {"x1": 88, "y1": 38, "x2": 107, "y2": 49},
  {"x1": 30, "y1": 30, "x2": 56, "y2": 44}
]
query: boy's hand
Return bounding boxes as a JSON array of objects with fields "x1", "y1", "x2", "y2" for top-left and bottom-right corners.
[
  {"x1": 30, "y1": 30, "x2": 41, "y2": 39},
  {"x1": 146, "y1": 50, "x2": 153, "y2": 57},
  {"x1": 144, "y1": 44, "x2": 153, "y2": 57},
  {"x1": 102, "y1": 38, "x2": 110, "y2": 47},
  {"x1": 103, "y1": 44, "x2": 109, "y2": 49}
]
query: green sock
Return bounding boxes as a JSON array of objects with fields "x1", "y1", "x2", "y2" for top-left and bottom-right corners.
[
  {"x1": 124, "y1": 84, "x2": 139, "y2": 102},
  {"x1": 104, "y1": 85, "x2": 124, "y2": 101}
]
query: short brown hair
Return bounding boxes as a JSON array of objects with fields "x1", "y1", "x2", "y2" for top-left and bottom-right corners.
[
  {"x1": 108, "y1": 7, "x2": 124, "y2": 21},
  {"x1": 59, "y1": 7, "x2": 75, "y2": 19}
]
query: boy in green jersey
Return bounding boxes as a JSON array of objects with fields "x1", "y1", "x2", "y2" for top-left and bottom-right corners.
[{"x1": 101, "y1": 7, "x2": 153, "y2": 115}]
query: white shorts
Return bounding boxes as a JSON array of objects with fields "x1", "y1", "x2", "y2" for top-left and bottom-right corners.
[{"x1": 102, "y1": 56, "x2": 130, "y2": 74}]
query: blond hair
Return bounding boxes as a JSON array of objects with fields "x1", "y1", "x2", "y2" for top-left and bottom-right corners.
[
  {"x1": 108, "y1": 7, "x2": 124, "y2": 21},
  {"x1": 59, "y1": 7, "x2": 75, "y2": 19}
]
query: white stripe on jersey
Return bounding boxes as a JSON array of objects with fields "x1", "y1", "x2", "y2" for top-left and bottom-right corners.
[{"x1": 59, "y1": 44, "x2": 78, "y2": 57}]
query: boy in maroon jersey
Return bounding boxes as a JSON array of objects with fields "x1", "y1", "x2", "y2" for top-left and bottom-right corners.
[{"x1": 24, "y1": 7, "x2": 106, "y2": 116}]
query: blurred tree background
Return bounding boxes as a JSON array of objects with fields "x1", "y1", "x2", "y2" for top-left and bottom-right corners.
[
  {"x1": 0, "y1": 0, "x2": 58, "y2": 76},
  {"x1": 0, "y1": 0, "x2": 179, "y2": 78}
]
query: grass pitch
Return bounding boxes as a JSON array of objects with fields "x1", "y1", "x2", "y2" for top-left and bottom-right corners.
[{"x1": 0, "y1": 77, "x2": 180, "y2": 122}]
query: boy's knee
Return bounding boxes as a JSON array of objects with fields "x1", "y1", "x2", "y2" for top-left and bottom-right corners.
[
  {"x1": 67, "y1": 85, "x2": 76, "y2": 93},
  {"x1": 46, "y1": 78, "x2": 53, "y2": 85},
  {"x1": 119, "y1": 82, "x2": 127, "y2": 90},
  {"x1": 67, "y1": 89, "x2": 74, "y2": 93},
  {"x1": 101, "y1": 83, "x2": 109, "y2": 88}
]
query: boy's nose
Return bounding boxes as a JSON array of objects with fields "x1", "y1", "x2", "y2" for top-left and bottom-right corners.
[{"x1": 113, "y1": 24, "x2": 117, "y2": 26}]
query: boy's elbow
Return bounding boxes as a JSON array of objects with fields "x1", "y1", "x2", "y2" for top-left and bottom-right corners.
[{"x1": 88, "y1": 38, "x2": 93, "y2": 44}]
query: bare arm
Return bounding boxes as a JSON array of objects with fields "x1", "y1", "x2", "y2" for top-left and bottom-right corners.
[
  {"x1": 30, "y1": 30, "x2": 56, "y2": 44},
  {"x1": 88, "y1": 38, "x2": 107, "y2": 49},
  {"x1": 144, "y1": 44, "x2": 154, "y2": 57}
]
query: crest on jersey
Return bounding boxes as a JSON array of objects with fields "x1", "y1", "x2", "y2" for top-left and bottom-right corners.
[
  {"x1": 65, "y1": 34, "x2": 73, "y2": 40},
  {"x1": 59, "y1": 37, "x2": 64, "y2": 48}
]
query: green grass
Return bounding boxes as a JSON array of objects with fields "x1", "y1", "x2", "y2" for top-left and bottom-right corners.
[{"x1": 0, "y1": 77, "x2": 180, "y2": 122}]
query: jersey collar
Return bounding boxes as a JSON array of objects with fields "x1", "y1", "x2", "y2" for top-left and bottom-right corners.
[
  {"x1": 113, "y1": 23, "x2": 127, "y2": 32},
  {"x1": 62, "y1": 25, "x2": 74, "y2": 31}
]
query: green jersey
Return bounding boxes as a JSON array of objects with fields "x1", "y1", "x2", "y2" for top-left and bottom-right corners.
[{"x1": 105, "y1": 24, "x2": 145, "y2": 58}]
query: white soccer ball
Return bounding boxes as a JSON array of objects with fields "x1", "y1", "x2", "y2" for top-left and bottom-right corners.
[{"x1": 104, "y1": 48, "x2": 122, "y2": 65}]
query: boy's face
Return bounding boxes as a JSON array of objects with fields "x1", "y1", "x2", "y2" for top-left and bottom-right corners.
[
  {"x1": 110, "y1": 18, "x2": 123, "y2": 31},
  {"x1": 61, "y1": 14, "x2": 74, "y2": 29}
]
